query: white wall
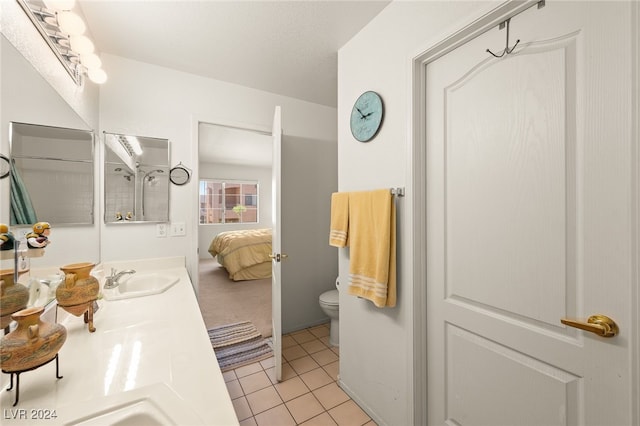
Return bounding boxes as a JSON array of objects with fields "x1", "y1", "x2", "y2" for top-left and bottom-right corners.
[
  {"x1": 98, "y1": 54, "x2": 338, "y2": 286},
  {"x1": 0, "y1": 31, "x2": 100, "y2": 269},
  {"x1": 198, "y1": 162, "x2": 273, "y2": 259},
  {"x1": 1, "y1": 0, "x2": 101, "y2": 270},
  {"x1": 1, "y1": 8, "x2": 339, "y2": 335},
  {"x1": 280, "y1": 134, "x2": 338, "y2": 332},
  {"x1": 98, "y1": 54, "x2": 339, "y2": 334},
  {"x1": 337, "y1": 1, "x2": 499, "y2": 425},
  {"x1": 0, "y1": 1, "x2": 99, "y2": 129}
]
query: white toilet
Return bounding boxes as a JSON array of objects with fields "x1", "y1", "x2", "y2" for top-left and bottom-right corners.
[{"x1": 319, "y1": 277, "x2": 340, "y2": 346}]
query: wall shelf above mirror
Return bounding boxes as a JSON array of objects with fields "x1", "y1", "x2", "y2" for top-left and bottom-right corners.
[
  {"x1": 9, "y1": 122, "x2": 94, "y2": 226},
  {"x1": 103, "y1": 132, "x2": 170, "y2": 224}
]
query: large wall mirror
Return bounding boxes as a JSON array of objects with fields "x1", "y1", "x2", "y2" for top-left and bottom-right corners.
[
  {"x1": 10, "y1": 122, "x2": 94, "y2": 225},
  {"x1": 1, "y1": 33, "x2": 99, "y2": 310},
  {"x1": 104, "y1": 132, "x2": 170, "y2": 223}
]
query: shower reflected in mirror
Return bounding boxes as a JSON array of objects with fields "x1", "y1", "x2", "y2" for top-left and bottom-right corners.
[
  {"x1": 114, "y1": 167, "x2": 134, "y2": 181},
  {"x1": 104, "y1": 132, "x2": 170, "y2": 223},
  {"x1": 10, "y1": 122, "x2": 94, "y2": 226}
]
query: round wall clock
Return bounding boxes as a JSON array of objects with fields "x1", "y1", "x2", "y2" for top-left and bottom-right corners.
[
  {"x1": 350, "y1": 91, "x2": 384, "y2": 142},
  {"x1": 169, "y1": 163, "x2": 191, "y2": 185}
]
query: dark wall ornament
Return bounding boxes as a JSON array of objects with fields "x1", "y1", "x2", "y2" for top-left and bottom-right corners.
[
  {"x1": 170, "y1": 162, "x2": 191, "y2": 186},
  {"x1": 0, "y1": 154, "x2": 9, "y2": 179}
]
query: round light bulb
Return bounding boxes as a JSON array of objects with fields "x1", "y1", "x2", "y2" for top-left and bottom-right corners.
[
  {"x1": 69, "y1": 35, "x2": 94, "y2": 54},
  {"x1": 88, "y1": 68, "x2": 107, "y2": 84},
  {"x1": 80, "y1": 53, "x2": 102, "y2": 70},
  {"x1": 43, "y1": 0, "x2": 76, "y2": 11},
  {"x1": 57, "y1": 11, "x2": 86, "y2": 35}
]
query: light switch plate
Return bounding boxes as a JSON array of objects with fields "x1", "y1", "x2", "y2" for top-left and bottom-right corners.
[{"x1": 170, "y1": 222, "x2": 186, "y2": 237}]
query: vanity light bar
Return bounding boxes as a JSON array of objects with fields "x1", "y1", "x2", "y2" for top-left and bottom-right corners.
[
  {"x1": 17, "y1": 0, "x2": 108, "y2": 85},
  {"x1": 126, "y1": 136, "x2": 143, "y2": 157},
  {"x1": 118, "y1": 135, "x2": 143, "y2": 158}
]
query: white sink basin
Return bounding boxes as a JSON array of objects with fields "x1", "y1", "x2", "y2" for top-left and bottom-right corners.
[
  {"x1": 67, "y1": 400, "x2": 172, "y2": 425},
  {"x1": 102, "y1": 273, "x2": 179, "y2": 301},
  {"x1": 60, "y1": 383, "x2": 203, "y2": 425}
]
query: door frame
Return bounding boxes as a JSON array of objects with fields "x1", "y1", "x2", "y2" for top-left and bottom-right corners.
[
  {"x1": 189, "y1": 115, "x2": 272, "y2": 295},
  {"x1": 408, "y1": 1, "x2": 640, "y2": 424}
]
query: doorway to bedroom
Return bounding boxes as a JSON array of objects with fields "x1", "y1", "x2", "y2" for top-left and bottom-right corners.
[{"x1": 197, "y1": 122, "x2": 274, "y2": 339}]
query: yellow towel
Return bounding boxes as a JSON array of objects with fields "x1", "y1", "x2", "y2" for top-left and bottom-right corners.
[
  {"x1": 329, "y1": 192, "x2": 349, "y2": 247},
  {"x1": 347, "y1": 189, "x2": 396, "y2": 308}
]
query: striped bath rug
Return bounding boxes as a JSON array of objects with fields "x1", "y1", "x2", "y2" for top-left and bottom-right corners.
[{"x1": 208, "y1": 321, "x2": 273, "y2": 372}]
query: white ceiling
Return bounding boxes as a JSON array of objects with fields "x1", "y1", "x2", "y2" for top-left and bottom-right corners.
[
  {"x1": 78, "y1": 0, "x2": 391, "y2": 108},
  {"x1": 199, "y1": 123, "x2": 272, "y2": 167}
]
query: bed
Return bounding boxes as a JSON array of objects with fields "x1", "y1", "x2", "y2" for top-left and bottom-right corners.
[{"x1": 208, "y1": 228, "x2": 272, "y2": 281}]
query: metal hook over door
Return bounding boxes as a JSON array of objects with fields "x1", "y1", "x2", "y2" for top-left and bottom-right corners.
[
  {"x1": 561, "y1": 314, "x2": 619, "y2": 338},
  {"x1": 485, "y1": 0, "x2": 546, "y2": 58},
  {"x1": 486, "y1": 18, "x2": 520, "y2": 58}
]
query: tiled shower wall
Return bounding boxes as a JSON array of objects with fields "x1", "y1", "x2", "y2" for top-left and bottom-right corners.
[
  {"x1": 22, "y1": 166, "x2": 93, "y2": 224},
  {"x1": 104, "y1": 172, "x2": 134, "y2": 222}
]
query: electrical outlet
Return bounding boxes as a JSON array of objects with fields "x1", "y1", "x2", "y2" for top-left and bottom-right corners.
[
  {"x1": 156, "y1": 223, "x2": 167, "y2": 238},
  {"x1": 170, "y1": 222, "x2": 186, "y2": 237}
]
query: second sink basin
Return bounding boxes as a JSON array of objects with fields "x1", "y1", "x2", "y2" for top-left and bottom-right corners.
[
  {"x1": 103, "y1": 273, "x2": 179, "y2": 301},
  {"x1": 60, "y1": 382, "x2": 204, "y2": 425}
]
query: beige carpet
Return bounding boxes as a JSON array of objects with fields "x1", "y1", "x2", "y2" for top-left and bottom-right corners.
[{"x1": 198, "y1": 258, "x2": 272, "y2": 338}]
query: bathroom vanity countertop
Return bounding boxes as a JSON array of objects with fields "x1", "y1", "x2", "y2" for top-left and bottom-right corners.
[{"x1": 0, "y1": 256, "x2": 239, "y2": 425}]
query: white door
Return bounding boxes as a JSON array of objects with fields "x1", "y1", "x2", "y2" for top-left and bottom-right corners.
[
  {"x1": 271, "y1": 106, "x2": 283, "y2": 382},
  {"x1": 426, "y1": 2, "x2": 635, "y2": 425}
]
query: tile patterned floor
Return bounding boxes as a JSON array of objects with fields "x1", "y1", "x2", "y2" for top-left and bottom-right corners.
[{"x1": 223, "y1": 323, "x2": 377, "y2": 426}]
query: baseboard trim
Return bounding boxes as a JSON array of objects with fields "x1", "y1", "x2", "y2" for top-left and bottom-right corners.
[
  {"x1": 337, "y1": 378, "x2": 386, "y2": 426},
  {"x1": 282, "y1": 317, "x2": 330, "y2": 335}
]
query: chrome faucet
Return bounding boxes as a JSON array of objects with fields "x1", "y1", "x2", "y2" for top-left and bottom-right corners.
[{"x1": 104, "y1": 268, "x2": 136, "y2": 289}]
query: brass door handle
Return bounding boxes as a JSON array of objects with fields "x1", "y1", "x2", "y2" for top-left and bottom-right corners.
[{"x1": 561, "y1": 314, "x2": 619, "y2": 337}]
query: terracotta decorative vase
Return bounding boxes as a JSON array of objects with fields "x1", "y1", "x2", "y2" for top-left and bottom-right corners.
[
  {"x1": 0, "y1": 306, "x2": 67, "y2": 372},
  {"x1": 0, "y1": 269, "x2": 29, "y2": 330},
  {"x1": 56, "y1": 262, "x2": 99, "y2": 333}
]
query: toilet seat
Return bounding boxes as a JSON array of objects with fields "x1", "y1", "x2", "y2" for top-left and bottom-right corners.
[{"x1": 319, "y1": 289, "x2": 339, "y2": 306}]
